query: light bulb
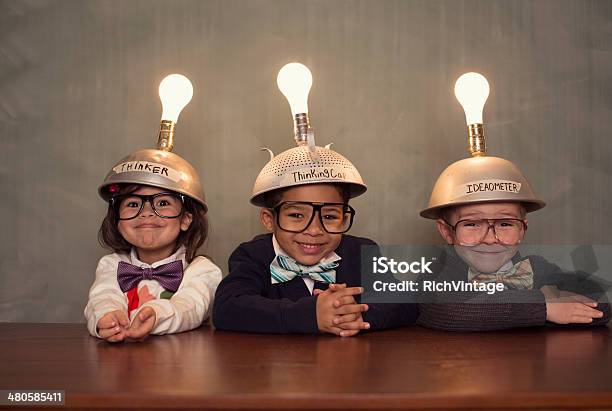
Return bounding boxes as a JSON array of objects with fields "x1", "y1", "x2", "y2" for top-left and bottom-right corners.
[
  {"x1": 454, "y1": 72, "x2": 490, "y2": 125},
  {"x1": 277, "y1": 63, "x2": 312, "y2": 116},
  {"x1": 159, "y1": 74, "x2": 194, "y2": 123}
]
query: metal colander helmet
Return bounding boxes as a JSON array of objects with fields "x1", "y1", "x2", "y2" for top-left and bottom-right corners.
[
  {"x1": 99, "y1": 148, "x2": 207, "y2": 211},
  {"x1": 420, "y1": 156, "x2": 545, "y2": 219},
  {"x1": 250, "y1": 144, "x2": 367, "y2": 207}
]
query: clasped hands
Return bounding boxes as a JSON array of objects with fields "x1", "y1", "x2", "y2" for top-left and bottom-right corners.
[
  {"x1": 315, "y1": 283, "x2": 370, "y2": 337},
  {"x1": 96, "y1": 307, "x2": 156, "y2": 343}
]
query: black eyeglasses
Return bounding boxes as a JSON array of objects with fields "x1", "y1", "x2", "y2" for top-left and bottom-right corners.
[
  {"x1": 110, "y1": 192, "x2": 185, "y2": 220},
  {"x1": 444, "y1": 218, "x2": 527, "y2": 246},
  {"x1": 272, "y1": 201, "x2": 355, "y2": 234}
]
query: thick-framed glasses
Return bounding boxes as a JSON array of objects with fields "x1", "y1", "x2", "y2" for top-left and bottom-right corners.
[
  {"x1": 445, "y1": 218, "x2": 527, "y2": 246},
  {"x1": 110, "y1": 192, "x2": 185, "y2": 220},
  {"x1": 272, "y1": 201, "x2": 355, "y2": 234}
]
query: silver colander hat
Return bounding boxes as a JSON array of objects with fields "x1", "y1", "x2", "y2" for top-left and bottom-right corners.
[
  {"x1": 99, "y1": 148, "x2": 207, "y2": 210},
  {"x1": 420, "y1": 155, "x2": 545, "y2": 219},
  {"x1": 250, "y1": 144, "x2": 367, "y2": 207}
]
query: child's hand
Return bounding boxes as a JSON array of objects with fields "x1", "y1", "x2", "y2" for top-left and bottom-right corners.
[
  {"x1": 125, "y1": 306, "x2": 156, "y2": 342},
  {"x1": 332, "y1": 312, "x2": 369, "y2": 333},
  {"x1": 97, "y1": 310, "x2": 129, "y2": 343},
  {"x1": 326, "y1": 283, "x2": 370, "y2": 334},
  {"x1": 541, "y1": 285, "x2": 604, "y2": 324},
  {"x1": 315, "y1": 284, "x2": 369, "y2": 337},
  {"x1": 315, "y1": 284, "x2": 370, "y2": 336}
]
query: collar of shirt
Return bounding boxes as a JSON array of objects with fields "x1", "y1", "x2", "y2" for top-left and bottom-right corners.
[
  {"x1": 498, "y1": 259, "x2": 514, "y2": 273},
  {"x1": 271, "y1": 235, "x2": 342, "y2": 266},
  {"x1": 129, "y1": 245, "x2": 187, "y2": 270}
]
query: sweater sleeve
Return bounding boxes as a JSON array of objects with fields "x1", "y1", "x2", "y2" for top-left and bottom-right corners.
[
  {"x1": 417, "y1": 254, "x2": 611, "y2": 331},
  {"x1": 134, "y1": 256, "x2": 222, "y2": 335},
  {"x1": 84, "y1": 254, "x2": 128, "y2": 338},
  {"x1": 416, "y1": 251, "x2": 549, "y2": 331},
  {"x1": 358, "y1": 239, "x2": 419, "y2": 330},
  {"x1": 416, "y1": 281, "x2": 549, "y2": 331},
  {"x1": 212, "y1": 243, "x2": 319, "y2": 334},
  {"x1": 363, "y1": 303, "x2": 419, "y2": 330},
  {"x1": 417, "y1": 301, "x2": 547, "y2": 331}
]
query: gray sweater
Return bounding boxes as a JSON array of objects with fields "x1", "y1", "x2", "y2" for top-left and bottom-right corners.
[{"x1": 417, "y1": 247, "x2": 610, "y2": 331}]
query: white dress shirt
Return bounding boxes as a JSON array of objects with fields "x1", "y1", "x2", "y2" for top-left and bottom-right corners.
[{"x1": 84, "y1": 245, "x2": 222, "y2": 337}]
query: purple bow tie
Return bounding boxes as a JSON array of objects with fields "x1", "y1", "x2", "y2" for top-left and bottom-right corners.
[{"x1": 117, "y1": 260, "x2": 184, "y2": 293}]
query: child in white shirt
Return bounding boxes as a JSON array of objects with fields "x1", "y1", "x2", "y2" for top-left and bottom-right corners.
[{"x1": 85, "y1": 158, "x2": 221, "y2": 342}]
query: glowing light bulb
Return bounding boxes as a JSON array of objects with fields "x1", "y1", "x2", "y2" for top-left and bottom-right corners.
[
  {"x1": 159, "y1": 74, "x2": 193, "y2": 123},
  {"x1": 277, "y1": 63, "x2": 312, "y2": 116},
  {"x1": 454, "y1": 72, "x2": 490, "y2": 125}
]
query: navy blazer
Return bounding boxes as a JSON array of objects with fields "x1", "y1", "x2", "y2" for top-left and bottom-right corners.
[{"x1": 213, "y1": 233, "x2": 418, "y2": 334}]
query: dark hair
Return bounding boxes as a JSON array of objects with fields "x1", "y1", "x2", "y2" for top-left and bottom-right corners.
[
  {"x1": 262, "y1": 183, "x2": 352, "y2": 208},
  {"x1": 98, "y1": 184, "x2": 208, "y2": 263}
]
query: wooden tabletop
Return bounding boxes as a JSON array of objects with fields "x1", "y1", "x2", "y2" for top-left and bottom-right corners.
[{"x1": 1, "y1": 323, "x2": 611, "y2": 410}]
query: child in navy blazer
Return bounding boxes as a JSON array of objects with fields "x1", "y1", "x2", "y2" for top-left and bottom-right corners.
[{"x1": 213, "y1": 63, "x2": 417, "y2": 336}]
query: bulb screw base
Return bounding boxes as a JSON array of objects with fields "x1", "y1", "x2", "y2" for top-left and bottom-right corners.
[
  {"x1": 293, "y1": 113, "x2": 311, "y2": 146},
  {"x1": 157, "y1": 120, "x2": 176, "y2": 152},
  {"x1": 467, "y1": 123, "x2": 486, "y2": 157}
]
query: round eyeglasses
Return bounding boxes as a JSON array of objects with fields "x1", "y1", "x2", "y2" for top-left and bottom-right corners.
[
  {"x1": 111, "y1": 192, "x2": 185, "y2": 220},
  {"x1": 272, "y1": 201, "x2": 355, "y2": 234},
  {"x1": 445, "y1": 218, "x2": 527, "y2": 246}
]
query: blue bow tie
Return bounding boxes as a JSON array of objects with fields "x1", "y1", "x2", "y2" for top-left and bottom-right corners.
[{"x1": 270, "y1": 254, "x2": 338, "y2": 284}]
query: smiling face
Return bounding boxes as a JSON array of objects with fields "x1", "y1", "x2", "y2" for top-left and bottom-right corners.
[
  {"x1": 260, "y1": 184, "x2": 345, "y2": 266},
  {"x1": 436, "y1": 202, "x2": 527, "y2": 273},
  {"x1": 117, "y1": 186, "x2": 192, "y2": 264}
]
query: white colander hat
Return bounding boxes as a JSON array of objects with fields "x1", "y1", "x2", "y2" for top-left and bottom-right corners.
[{"x1": 250, "y1": 143, "x2": 367, "y2": 207}]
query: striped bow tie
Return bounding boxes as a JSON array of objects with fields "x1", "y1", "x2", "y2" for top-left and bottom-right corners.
[
  {"x1": 468, "y1": 259, "x2": 534, "y2": 290},
  {"x1": 117, "y1": 260, "x2": 184, "y2": 293},
  {"x1": 270, "y1": 254, "x2": 338, "y2": 285}
]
